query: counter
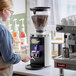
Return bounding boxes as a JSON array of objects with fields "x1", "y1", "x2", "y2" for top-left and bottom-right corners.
[
  {"x1": 13, "y1": 60, "x2": 58, "y2": 76},
  {"x1": 13, "y1": 60, "x2": 76, "y2": 76}
]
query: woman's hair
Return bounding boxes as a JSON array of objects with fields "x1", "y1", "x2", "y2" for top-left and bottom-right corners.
[{"x1": 0, "y1": 0, "x2": 13, "y2": 11}]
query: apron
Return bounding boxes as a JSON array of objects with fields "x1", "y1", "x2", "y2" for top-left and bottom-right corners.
[{"x1": 0, "y1": 57, "x2": 13, "y2": 76}]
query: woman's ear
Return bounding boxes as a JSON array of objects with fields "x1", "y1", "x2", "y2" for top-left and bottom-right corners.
[
  {"x1": 1, "y1": 9, "x2": 8, "y2": 21},
  {"x1": 2, "y1": 9, "x2": 6, "y2": 15}
]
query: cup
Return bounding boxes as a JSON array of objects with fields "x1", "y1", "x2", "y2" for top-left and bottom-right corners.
[
  {"x1": 74, "y1": 19, "x2": 76, "y2": 26},
  {"x1": 61, "y1": 18, "x2": 68, "y2": 26},
  {"x1": 63, "y1": 47, "x2": 69, "y2": 58},
  {"x1": 68, "y1": 19, "x2": 74, "y2": 26}
]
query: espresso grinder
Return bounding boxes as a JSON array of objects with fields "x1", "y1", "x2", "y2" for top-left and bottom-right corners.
[{"x1": 26, "y1": 7, "x2": 52, "y2": 70}]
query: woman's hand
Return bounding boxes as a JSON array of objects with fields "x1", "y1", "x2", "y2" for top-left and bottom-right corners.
[{"x1": 20, "y1": 53, "x2": 30, "y2": 62}]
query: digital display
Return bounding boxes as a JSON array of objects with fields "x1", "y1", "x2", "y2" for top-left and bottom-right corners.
[
  {"x1": 30, "y1": 37, "x2": 44, "y2": 65},
  {"x1": 32, "y1": 45, "x2": 40, "y2": 54},
  {"x1": 31, "y1": 45, "x2": 43, "y2": 57}
]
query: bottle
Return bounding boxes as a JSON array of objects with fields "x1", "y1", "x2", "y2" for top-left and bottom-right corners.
[
  {"x1": 13, "y1": 19, "x2": 21, "y2": 54},
  {"x1": 19, "y1": 18, "x2": 27, "y2": 54}
]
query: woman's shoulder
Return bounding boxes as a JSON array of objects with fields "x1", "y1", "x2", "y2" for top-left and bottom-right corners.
[
  {"x1": 0, "y1": 21, "x2": 8, "y2": 31},
  {"x1": 0, "y1": 21, "x2": 12, "y2": 37}
]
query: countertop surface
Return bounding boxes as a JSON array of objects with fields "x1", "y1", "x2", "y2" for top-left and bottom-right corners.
[
  {"x1": 13, "y1": 60, "x2": 55, "y2": 76},
  {"x1": 13, "y1": 60, "x2": 76, "y2": 76}
]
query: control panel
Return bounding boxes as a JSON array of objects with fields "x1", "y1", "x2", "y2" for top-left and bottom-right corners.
[{"x1": 56, "y1": 25, "x2": 76, "y2": 34}]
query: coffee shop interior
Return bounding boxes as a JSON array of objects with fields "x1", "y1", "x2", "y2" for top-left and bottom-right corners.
[{"x1": 5, "y1": 0, "x2": 76, "y2": 76}]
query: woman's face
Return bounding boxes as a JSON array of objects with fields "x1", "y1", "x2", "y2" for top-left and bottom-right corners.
[{"x1": 2, "y1": 9, "x2": 14, "y2": 21}]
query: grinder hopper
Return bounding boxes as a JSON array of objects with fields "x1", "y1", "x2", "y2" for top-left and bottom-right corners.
[{"x1": 30, "y1": 7, "x2": 50, "y2": 33}]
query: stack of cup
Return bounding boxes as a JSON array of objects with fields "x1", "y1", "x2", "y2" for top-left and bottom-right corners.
[
  {"x1": 74, "y1": 16, "x2": 76, "y2": 26},
  {"x1": 61, "y1": 18, "x2": 68, "y2": 26},
  {"x1": 68, "y1": 19, "x2": 74, "y2": 26}
]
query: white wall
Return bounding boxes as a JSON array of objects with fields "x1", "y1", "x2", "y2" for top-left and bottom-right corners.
[{"x1": 12, "y1": 0, "x2": 25, "y2": 14}]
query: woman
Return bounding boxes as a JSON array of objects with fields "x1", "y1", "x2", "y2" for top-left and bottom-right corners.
[{"x1": 0, "y1": 0, "x2": 30, "y2": 76}]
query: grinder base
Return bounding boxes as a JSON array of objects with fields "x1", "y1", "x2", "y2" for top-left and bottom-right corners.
[{"x1": 25, "y1": 64, "x2": 43, "y2": 70}]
